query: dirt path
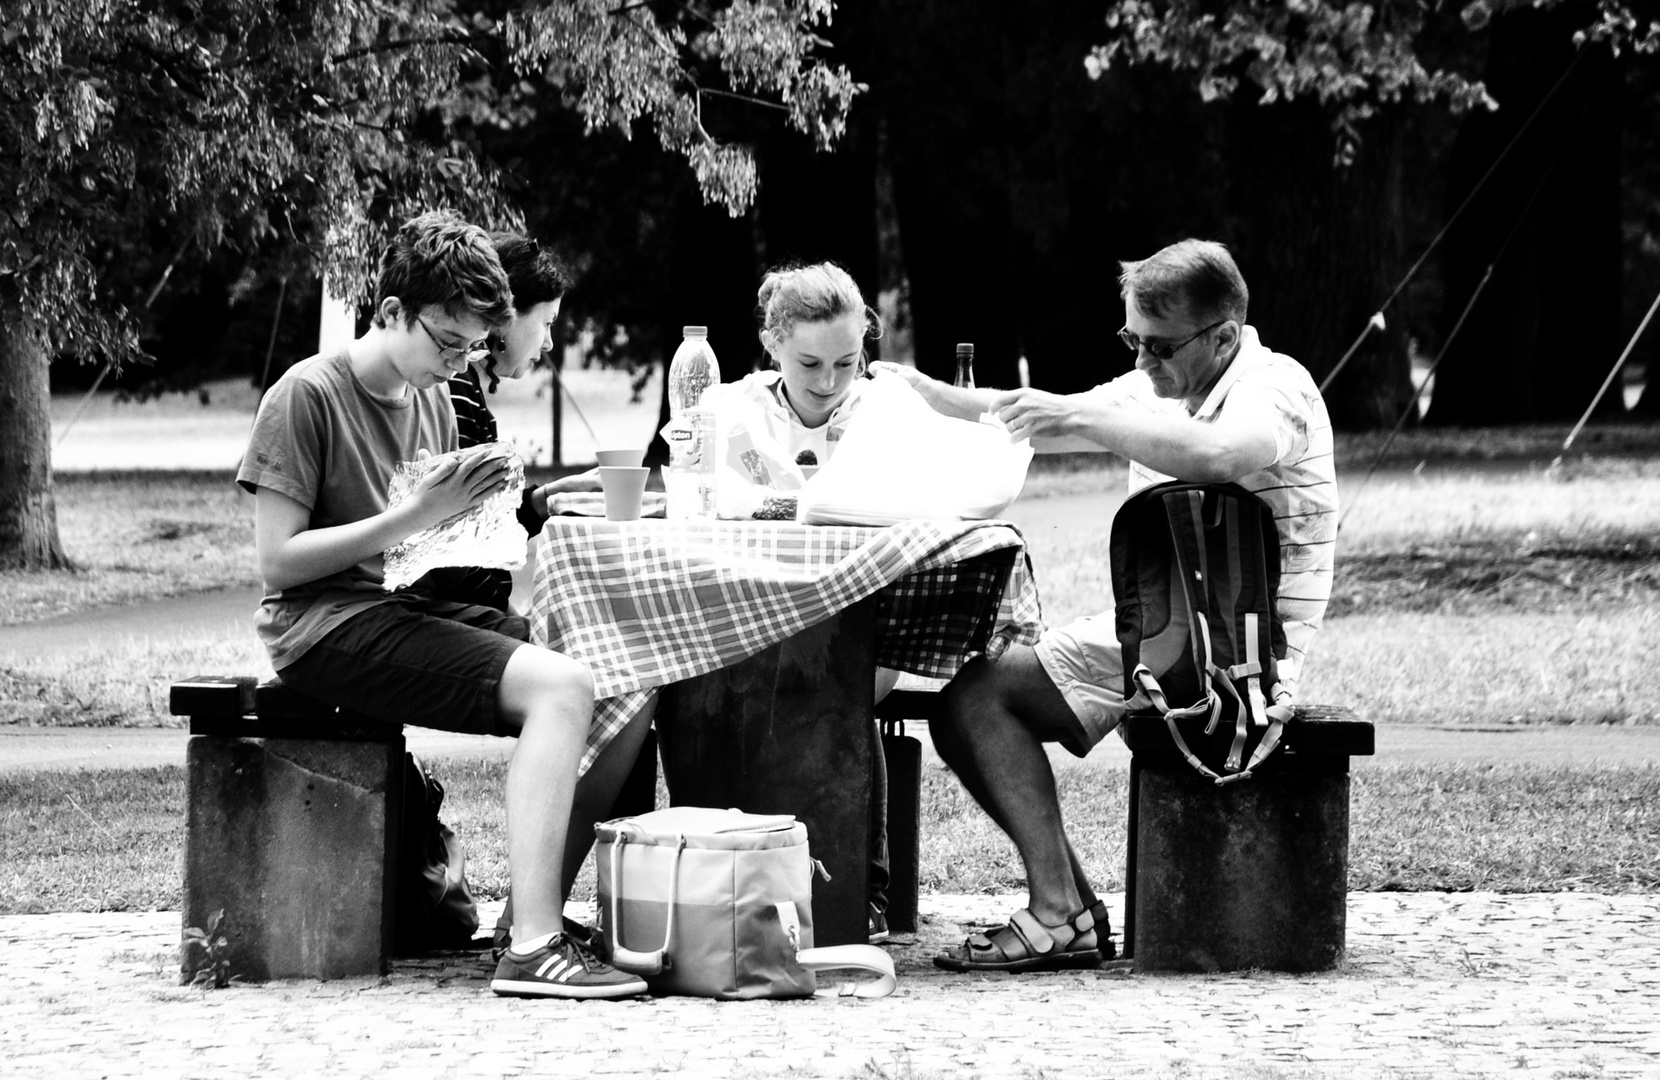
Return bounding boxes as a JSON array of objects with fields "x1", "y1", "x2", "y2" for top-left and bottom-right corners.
[{"x1": 0, "y1": 585, "x2": 264, "y2": 662}]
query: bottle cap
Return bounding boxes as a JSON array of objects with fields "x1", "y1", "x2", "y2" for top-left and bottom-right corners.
[
  {"x1": 683, "y1": 326, "x2": 708, "y2": 337},
  {"x1": 955, "y1": 342, "x2": 974, "y2": 356}
]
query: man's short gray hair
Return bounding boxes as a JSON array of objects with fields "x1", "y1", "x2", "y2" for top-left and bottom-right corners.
[{"x1": 1118, "y1": 239, "x2": 1249, "y2": 326}]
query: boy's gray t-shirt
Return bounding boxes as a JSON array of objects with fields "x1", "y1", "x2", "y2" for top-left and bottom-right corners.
[{"x1": 237, "y1": 349, "x2": 458, "y2": 670}]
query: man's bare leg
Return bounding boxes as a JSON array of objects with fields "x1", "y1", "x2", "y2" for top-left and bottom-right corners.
[{"x1": 932, "y1": 647, "x2": 1096, "y2": 925}]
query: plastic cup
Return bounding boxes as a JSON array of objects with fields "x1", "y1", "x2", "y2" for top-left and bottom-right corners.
[
  {"x1": 598, "y1": 466, "x2": 650, "y2": 521},
  {"x1": 596, "y1": 448, "x2": 647, "y2": 468}
]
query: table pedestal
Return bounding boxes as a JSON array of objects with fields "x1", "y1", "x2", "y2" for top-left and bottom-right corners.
[{"x1": 657, "y1": 598, "x2": 876, "y2": 948}]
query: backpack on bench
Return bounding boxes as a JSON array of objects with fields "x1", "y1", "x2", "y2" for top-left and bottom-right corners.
[
  {"x1": 1110, "y1": 481, "x2": 1293, "y2": 785},
  {"x1": 395, "y1": 753, "x2": 480, "y2": 951}
]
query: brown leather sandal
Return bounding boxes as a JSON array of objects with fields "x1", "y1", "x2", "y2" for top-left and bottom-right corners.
[
  {"x1": 965, "y1": 900, "x2": 1116, "y2": 962},
  {"x1": 1088, "y1": 900, "x2": 1117, "y2": 961},
  {"x1": 933, "y1": 906, "x2": 1103, "y2": 972}
]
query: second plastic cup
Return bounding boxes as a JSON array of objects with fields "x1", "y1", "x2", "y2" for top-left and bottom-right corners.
[
  {"x1": 598, "y1": 466, "x2": 650, "y2": 521},
  {"x1": 596, "y1": 448, "x2": 647, "y2": 468}
]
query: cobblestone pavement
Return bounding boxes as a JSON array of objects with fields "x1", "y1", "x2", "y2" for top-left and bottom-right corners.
[{"x1": 6, "y1": 892, "x2": 1659, "y2": 1080}]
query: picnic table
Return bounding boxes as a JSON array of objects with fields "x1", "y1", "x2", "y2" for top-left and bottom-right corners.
[{"x1": 527, "y1": 515, "x2": 1043, "y2": 944}]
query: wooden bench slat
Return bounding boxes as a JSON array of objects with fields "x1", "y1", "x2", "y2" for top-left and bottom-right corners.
[
  {"x1": 169, "y1": 675, "x2": 257, "y2": 718},
  {"x1": 1122, "y1": 704, "x2": 1374, "y2": 757}
]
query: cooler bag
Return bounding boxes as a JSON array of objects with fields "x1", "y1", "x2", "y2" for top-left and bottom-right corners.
[{"x1": 595, "y1": 806, "x2": 895, "y2": 1000}]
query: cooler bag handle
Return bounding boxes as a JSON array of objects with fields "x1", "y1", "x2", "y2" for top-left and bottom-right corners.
[
  {"x1": 607, "y1": 831, "x2": 686, "y2": 975},
  {"x1": 775, "y1": 902, "x2": 896, "y2": 999}
]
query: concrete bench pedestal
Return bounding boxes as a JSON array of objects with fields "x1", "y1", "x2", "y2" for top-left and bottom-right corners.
[
  {"x1": 173, "y1": 676, "x2": 404, "y2": 982},
  {"x1": 1121, "y1": 704, "x2": 1374, "y2": 973}
]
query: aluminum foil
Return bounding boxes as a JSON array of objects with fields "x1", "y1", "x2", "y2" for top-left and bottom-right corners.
[{"x1": 382, "y1": 446, "x2": 526, "y2": 591}]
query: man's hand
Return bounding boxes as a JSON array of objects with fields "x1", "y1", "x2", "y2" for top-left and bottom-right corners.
[{"x1": 991, "y1": 388, "x2": 1080, "y2": 443}]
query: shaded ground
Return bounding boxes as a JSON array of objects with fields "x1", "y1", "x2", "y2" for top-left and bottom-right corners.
[{"x1": 1332, "y1": 537, "x2": 1660, "y2": 616}]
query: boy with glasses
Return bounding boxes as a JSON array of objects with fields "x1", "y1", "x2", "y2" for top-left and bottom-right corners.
[
  {"x1": 238, "y1": 209, "x2": 647, "y2": 999},
  {"x1": 873, "y1": 238, "x2": 1336, "y2": 972}
]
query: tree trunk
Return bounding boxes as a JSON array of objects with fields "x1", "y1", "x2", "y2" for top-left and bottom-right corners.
[
  {"x1": 1224, "y1": 99, "x2": 1412, "y2": 430},
  {"x1": 870, "y1": 0, "x2": 1023, "y2": 389},
  {"x1": 0, "y1": 309, "x2": 73, "y2": 571},
  {"x1": 1426, "y1": 10, "x2": 1623, "y2": 426}
]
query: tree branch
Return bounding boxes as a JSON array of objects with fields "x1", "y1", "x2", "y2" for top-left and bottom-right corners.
[
  {"x1": 608, "y1": 8, "x2": 793, "y2": 115},
  {"x1": 696, "y1": 86, "x2": 788, "y2": 113},
  {"x1": 329, "y1": 33, "x2": 479, "y2": 67},
  {"x1": 616, "y1": 8, "x2": 681, "y2": 64}
]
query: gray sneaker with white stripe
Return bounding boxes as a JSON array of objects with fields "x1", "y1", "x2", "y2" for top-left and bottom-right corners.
[{"x1": 490, "y1": 932, "x2": 648, "y2": 999}]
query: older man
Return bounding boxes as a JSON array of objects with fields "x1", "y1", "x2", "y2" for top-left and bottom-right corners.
[{"x1": 873, "y1": 238, "x2": 1337, "y2": 972}]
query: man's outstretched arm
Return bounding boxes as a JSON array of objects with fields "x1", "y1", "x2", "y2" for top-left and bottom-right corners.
[{"x1": 993, "y1": 387, "x2": 1278, "y2": 483}]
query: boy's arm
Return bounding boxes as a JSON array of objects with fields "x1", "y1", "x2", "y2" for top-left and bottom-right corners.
[{"x1": 255, "y1": 450, "x2": 512, "y2": 591}]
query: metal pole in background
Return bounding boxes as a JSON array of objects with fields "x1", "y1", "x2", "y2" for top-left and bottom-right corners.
[{"x1": 549, "y1": 358, "x2": 564, "y2": 467}]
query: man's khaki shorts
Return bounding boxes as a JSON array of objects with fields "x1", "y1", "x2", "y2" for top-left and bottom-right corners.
[{"x1": 1032, "y1": 613, "x2": 1129, "y2": 757}]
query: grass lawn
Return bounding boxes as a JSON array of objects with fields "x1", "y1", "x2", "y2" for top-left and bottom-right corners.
[
  {"x1": 7, "y1": 754, "x2": 1658, "y2": 914},
  {"x1": 2, "y1": 423, "x2": 1658, "y2": 912}
]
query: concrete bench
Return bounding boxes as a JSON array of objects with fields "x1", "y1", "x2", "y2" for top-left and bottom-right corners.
[
  {"x1": 175, "y1": 663, "x2": 924, "y2": 975},
  {"x1": 170, "y1": 675, "x2": 406, "y2": 982},
  {"x1": 1120, "y1": 703, "x2": 1375, "y2": 973}
]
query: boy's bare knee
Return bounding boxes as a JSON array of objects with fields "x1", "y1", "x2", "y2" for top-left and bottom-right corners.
[{"x1": 499, "y1": 645, "x2": 594, "y2": 724}]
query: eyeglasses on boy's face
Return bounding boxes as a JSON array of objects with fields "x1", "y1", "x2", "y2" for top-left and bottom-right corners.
[
  {"x1": 1117, "y1": 319, "x2": 1226, "y2": 362},
  {"x1": 414, "y1": 313, "x2": 490, "y2": 362}
]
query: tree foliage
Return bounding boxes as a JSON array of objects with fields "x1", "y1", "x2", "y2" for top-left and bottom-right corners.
[
  {"x1": 509, "y1": 0, "x2": 858, "y2": 214},
  {"x1": 1078, "y1": 0, "x2": 1659, "y2": 428},
  {"x1": 0, "y1": 0, "x2": 859, "y2": 371},
  {"x1": 1087, "y1": 0, "x2": 1658, "y2": 157},
  {"x1": 0, "y1": 0, "x2": 857, "y2": 571}
]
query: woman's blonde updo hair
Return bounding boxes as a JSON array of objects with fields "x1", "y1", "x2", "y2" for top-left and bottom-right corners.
[{"x1": 756, "y1": 261, "x2": 883, "y2": 361}]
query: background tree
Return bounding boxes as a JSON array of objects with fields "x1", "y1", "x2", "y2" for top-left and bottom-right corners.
[
  {"x1": 1627, "y1": 45, "x2": 1660, "y2": 416},
  {"x1": 1087, "y1": 0, "x2": 1657, "y2": 428},
  {"x1": 1426, "y1": 4, "x2": 1625, "y2": 425},
  {"x1": 0, "y1": 0, "x2": 857, "y2": 571}
]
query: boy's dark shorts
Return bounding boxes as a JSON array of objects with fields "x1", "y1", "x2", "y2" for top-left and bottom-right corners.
[{"x1": 279, "y1": 594, "x2": 531, "y2": 737}]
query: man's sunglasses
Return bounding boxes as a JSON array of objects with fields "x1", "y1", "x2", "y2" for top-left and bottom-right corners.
[{"x1": 1117, "y1": 319, "x2": 1225, "y2": 361}]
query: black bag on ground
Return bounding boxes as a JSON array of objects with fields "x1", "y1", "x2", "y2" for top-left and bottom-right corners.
[
  {"x1": 395, "y1": 753, "x2": 480, "y2": 951},
  {"x1": 1110, "y1": 481, "x2": 1293, "y2": 784}
]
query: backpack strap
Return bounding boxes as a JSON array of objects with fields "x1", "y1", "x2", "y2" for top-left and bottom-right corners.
[{"x1": 1132, "y1": 663, "x2": 1227, "y2": 784}]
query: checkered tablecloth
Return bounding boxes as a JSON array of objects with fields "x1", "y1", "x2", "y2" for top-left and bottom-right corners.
[{"x1": 528, "y1": 517, "x2": 1044, "y2": 773}]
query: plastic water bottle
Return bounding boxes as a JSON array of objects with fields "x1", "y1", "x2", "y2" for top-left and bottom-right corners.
[{"x1": 664, "y1": 326, "x2": 720, "y2": 519}]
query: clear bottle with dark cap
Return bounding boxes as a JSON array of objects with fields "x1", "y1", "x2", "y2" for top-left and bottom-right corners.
[
  {"x1": 664, "y1": 326, "x2": 720, "y2": 518},
  {"x1": 954, "y1": 342, "x2": 975, "y2": 389}
]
